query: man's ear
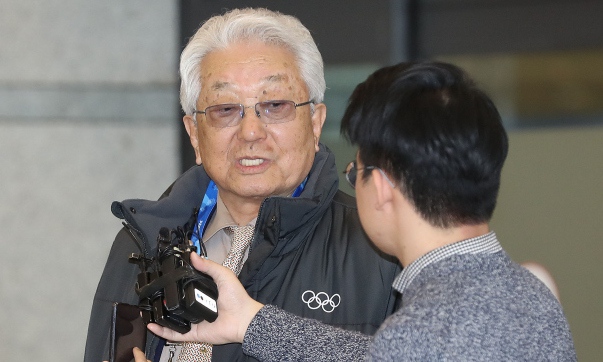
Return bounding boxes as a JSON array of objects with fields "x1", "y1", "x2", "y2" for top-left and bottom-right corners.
[
  {"x1": 311, "y1": 103, "x2": 327, "y2": 152},
  {"x1": 372, "y1": 169, "x2": 394, "y2": 211},
  {"x1": 183, "y1": 115, "x2": 202, "y2": 165}
]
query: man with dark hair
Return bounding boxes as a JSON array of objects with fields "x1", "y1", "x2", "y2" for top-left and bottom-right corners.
[
  {"x1": 342, "y1": 61, "x2": 507, "y2": 230},
  {"x1": 142, "y1": 61, "x2": 577, "y2": 361}
]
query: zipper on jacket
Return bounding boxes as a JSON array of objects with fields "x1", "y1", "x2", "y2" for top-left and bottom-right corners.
[{"x1": 251, "y1": 198, "x2": 278, "y2": 255}]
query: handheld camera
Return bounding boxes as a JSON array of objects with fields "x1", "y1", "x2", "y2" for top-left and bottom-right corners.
[{"x1": 129, "y1": 226, "x2": 218, "y2": 334}]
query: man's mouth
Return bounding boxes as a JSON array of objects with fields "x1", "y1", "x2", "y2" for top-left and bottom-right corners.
[{"x1": 240, "y1": 158, "x2": 265, "y2": 167}]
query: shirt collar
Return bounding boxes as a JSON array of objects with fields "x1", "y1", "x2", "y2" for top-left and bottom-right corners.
[
  {"x1": 393, "y1": 231, "x2": 502, "y2": 294},
  {"x1": 203, "y1": 193, "x2": 256, "y2": 242}
]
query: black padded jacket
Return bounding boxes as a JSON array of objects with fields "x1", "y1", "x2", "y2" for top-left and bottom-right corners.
[{"x1": 84, "y1": 145, "x2": 401, "y2": 361}]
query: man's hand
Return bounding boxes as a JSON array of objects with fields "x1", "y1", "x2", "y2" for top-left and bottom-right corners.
[
  {"x1": 133, "y1": 347, "x2": 151, "y2": 362},
  {"x1": 147, "y1": 253, "x2": 264, "y2": 345}
]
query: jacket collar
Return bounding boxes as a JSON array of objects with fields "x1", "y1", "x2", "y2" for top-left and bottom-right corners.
[{"x1": 111, "y1": 143, "x2": 339, "y2": 253}]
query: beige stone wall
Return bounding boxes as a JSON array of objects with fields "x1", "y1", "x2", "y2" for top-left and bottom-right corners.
[{"x1": 0, "y1": 1, "x2": 179, "y2": 360}]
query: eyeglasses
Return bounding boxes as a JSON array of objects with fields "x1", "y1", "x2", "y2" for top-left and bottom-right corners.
[
  {"x1": 344, "y1": 161, "x2": 396, "y2": 189},
  {"x1": 344, "y1": 161, "x2": 376, "y2": 189},
  {"x1": 193, "y1": 100, "x2": 314, "y2": 128}
]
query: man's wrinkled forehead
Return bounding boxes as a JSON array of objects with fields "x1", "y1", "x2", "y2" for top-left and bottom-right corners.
[{"x1": 206, "y1": 73, "x2": 291, "y2": 92}]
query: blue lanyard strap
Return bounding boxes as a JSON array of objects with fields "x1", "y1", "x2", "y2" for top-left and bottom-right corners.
[
  {"x1": 190, "y1": 180, "x2": 218, "y2": 253},
  {"x1": 292, "y1": 177, "x2": 307, "y2": 197},
  {"x1": 190, "y1": 177, "x2": 307, "y2": 254}
]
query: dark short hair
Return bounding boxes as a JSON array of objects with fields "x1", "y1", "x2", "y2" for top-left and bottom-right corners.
[{"x1": 341, "y1": 62, "x2": 508, "y2": 228}]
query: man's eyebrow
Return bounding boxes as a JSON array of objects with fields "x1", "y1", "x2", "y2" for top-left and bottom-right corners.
[
  {"x1": 210, "y1": 81, "x2": 231, "y2": 91},
  {"x1": 265, "y1": 74, "x2": 287, "y2": 83}
]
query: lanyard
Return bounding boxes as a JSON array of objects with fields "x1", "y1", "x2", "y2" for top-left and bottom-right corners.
[{"x1": 190, "y1": 177, "x2": 307, "y2": 255}]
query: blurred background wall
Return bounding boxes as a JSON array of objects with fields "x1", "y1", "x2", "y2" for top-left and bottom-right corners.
[
  {"x1": 0, "y1": 1, "x2": 179, "y2": 360},
  {"x1": 0, "y1": 0, "x2": 601, "y2": 360}
]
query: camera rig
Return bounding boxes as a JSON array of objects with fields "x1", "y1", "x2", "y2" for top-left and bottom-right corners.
[{"x1": 129, "y1": 226, "x2": 218, "y2": 334}]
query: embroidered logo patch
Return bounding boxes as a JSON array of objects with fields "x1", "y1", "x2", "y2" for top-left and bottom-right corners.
[{"x1": 301, "y1": 290, "x2": 341, "y2": 313}]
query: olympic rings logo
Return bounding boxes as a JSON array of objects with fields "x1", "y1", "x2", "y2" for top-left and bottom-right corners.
[{"x1": 301, "y1": 290, "x2": 341, "y2": 313}]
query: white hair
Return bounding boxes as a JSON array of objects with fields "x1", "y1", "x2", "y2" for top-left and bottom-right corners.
[{"x1": 179, "y1": 7, "x2": 326, "y2": 116}]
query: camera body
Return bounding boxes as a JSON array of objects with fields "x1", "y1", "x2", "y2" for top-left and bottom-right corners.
[{"x1": 130, "y1": 227, "x2": 218, "y2": 334}]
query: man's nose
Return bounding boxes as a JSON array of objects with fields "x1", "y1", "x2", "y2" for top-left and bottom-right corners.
[{"x1": 238, "y1": 106, "x2": 266, "y2": 140}]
